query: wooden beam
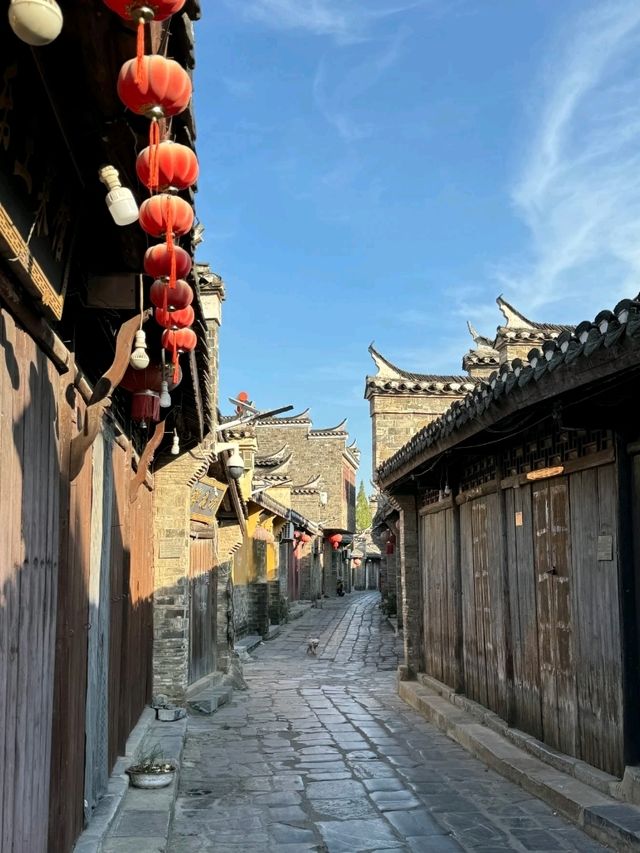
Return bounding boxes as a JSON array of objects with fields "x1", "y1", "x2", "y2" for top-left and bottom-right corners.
[
  {"x1": 69, "y1": 311, "x2": 150, "y2": 481},
  {"x1": 129, "y1": 420, "x2": 165, "y2": 504},
  {"x1": 0, "y1": 270, "x2": 70, "y2": 373}
]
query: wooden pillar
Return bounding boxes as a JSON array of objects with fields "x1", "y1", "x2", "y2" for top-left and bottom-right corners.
[{"x1": 395, "y1": 492, "x2": 424, "y2": 676}]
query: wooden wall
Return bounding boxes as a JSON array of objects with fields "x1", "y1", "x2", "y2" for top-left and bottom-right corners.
[
  {"x1": 418, "y1": 452, "x2": 627, "y2": 777},
  {"x1": 421, "y1": 505, "x2": 462, "y2": 691},
  {"x1": 0, "y1": 305, "x2": 156, "y2": 852},
  {"x1": 0, "y1": 309, "x2": 61, "y2": 853}
]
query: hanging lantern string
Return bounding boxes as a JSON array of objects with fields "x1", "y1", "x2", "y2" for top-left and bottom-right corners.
[
  {"x1": 165, "y1": 195, "x2": 177, "y2": 288},
  {"x1": 172, "y1": 335, "x2": 179, "y2": 384},
  {"x1": 139, "y1": 274, "x2": 144, "y2": 329},
  {"x1": 149, "y1": 118, "x2": 161, "y2": 193},
  {"x1": 135, "y1": 17, "x2": 147, "y2": 86}
]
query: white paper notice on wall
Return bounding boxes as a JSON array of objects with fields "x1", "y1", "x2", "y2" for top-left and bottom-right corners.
[
  {"x1": 515, "y1": 511, "x2": 523, "y2": 527},
  {"x1": 597, "y1": 535, "x2": 613, "y2": 562}
]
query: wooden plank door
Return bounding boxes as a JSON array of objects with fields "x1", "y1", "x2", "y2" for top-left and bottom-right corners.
[
  {"x1": 189, "y1": 538, "x2": 217, "y2": 684},
  {"x1": 505, "y1": 485, "x2": 543, "y2": 739},
  {"x1": 532, "y1": 478, "x2": 576, "y2": 756},
  {"x1": 570, "y1": 465, "x2": 624, "y2": 775}
]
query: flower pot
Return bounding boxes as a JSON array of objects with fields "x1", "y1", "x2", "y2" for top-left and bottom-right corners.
[{"x1": 127, "y1": 766, "x2": 176, "y2": 789}]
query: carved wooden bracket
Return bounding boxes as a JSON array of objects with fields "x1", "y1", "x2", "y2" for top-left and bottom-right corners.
[
  {"x1": 69, "y1": 310, "x2": 152, "y2": 481},
  {"x1": 129, "y1": 420, "x2": 165, "y2": 504}
]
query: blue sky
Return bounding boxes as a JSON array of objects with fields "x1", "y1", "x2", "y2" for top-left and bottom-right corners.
[{"x1": 192, "y1": 0, "x2": 640, "y2": 483}]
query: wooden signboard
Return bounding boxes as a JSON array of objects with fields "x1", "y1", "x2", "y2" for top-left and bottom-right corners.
[{"x1": 191, "y1": 477, "x2": 227, "y2": 525}]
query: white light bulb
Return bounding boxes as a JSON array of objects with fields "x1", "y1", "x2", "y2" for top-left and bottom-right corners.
[
  {"x1": 171, "y1": 431, "x2": 180, "y2": 456},
  {"x1": 8, "y1": 0, "x2": 63, "y2": 46},
  {"x1": 106, "y1": 187, "x2": 139, "y2": 226},
  {"x1": 159, "y1": 380, "x2": 171, "y2": 408},
  {"x1": 130, "y1": 330, "x2": 150, "y2": 370}
]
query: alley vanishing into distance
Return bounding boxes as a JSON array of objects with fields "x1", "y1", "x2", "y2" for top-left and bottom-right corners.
[{"x1": 167, "y1": 594, "x2": 607, "y2": 853}]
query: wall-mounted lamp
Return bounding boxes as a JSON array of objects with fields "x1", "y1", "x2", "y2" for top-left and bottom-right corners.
[
  {"x1": 171, "y1": 429, "x2": 180, "y2": 456},
  {"x1": 98, "y1": 165, "x2": 139, "y2": 226},
  {"x1": 213, "y1": 441, "x2": 245, "y2": 480},
  {"x1": 319, "y1": 491, "x2": 328, "y2": 506}
]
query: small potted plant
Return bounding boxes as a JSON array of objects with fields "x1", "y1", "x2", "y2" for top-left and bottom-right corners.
[{"x1": 126, "y1": 743, "x2": 176, "y2": 789}]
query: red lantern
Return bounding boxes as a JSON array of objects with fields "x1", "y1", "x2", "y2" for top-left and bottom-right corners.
[
  {"x1": 118, "y1": 56, "x2": 192, "y2": 190},
  {"x1": 329, "y1": 533, "x2": 342, "y2": 551},
  {"x1": 301, "y1": 533, "x2": 311, "y2": 544},
  {"x1": 162, "y1": 327, "x2": 197, "y2": 381},
  {"x1": 103, "y1": 0, "x2": 185, "y2": 21},
  {"x1": 139, "y1": 195, "x2": 194, "y2": 238},
  {"x1": 137, "y1": 141, "x2": 199, "y2": 192},
  {"x1": 140, "y1": 195, "x2": 193, "y2": 291},
  {"x1": 144, "y1": 244, "x2": 192, "y2": 286},
  {"x1": 155, "y1": 305, "x2": 195, "y2": 329},
  {"x1": 103, "y1": 1, "x2": 186, "y2": 87},
  {"x1": 120, "y1": 363, "x2": 182, "y2": 424},
  {"x1": 386, "y1": 541, "x2": 395, "y2": 555},
  {"x1": 117, "y1": 55, "x2": 192, "y2": 120},
  {"x1": 353, "y1": 558, "x2": 361, "y2": 568},
  {"x1": 150, "y1": 278, "x2": 193, "y2": 313}
]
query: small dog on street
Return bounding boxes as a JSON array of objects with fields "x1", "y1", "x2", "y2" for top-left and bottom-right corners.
[{"x1": 306, "y1": 638, "x2": 319, "y2": 655}]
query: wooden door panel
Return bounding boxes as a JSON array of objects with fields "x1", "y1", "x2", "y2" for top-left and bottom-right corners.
[
  {"x1": 570, "y1": 465, "x2": 624, "y2": 775},
  {"x1": 189, "y1": 538, "x2": 217, "y2": 684},
  {"x1": 505, "y1": 486, "x2": 542, "y2": 738}
]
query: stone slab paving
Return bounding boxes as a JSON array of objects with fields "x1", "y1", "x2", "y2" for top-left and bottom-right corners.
[{"x1": 168, "y1": 592, "x2": 609, "y2": 852}]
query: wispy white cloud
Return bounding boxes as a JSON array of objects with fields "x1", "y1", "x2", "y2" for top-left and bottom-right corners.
[
  {"x1": 507, "y1": 0, "x2": 640, "y2": 309},
  {"x1": 313, "y1": 27, "x2": 408, "y2": 140},
  {"x1": 230, "y1": 0, "x2": 430, "y2": 44},
  {"x1": 221, "y1": 77, "x2": 254, "y2": 98}
]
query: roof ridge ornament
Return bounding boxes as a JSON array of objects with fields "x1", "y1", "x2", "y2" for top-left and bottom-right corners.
[
  {"x1": 466, "y1": 321, "x2": 496, "y2": 350},
  {"x1": 368, "y1": 343, "x2": 406, "y2": 379},
  {"x1": 497, "y1": 296, "x2": 537, "y2": 330}
]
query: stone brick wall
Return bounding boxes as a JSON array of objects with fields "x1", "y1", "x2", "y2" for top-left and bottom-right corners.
[
  {"x1": 256, "y1": 422, "x2": 358, "y2": 532},
  {"x1": 233, "y1": 583, "x2": 250, "y2": 638},
  {"x1": 153, "y1": 455, "x2": 200, "y2": 703},
  {"x1": 369, "y1": 394, "x2": 463, "y2": 472}
]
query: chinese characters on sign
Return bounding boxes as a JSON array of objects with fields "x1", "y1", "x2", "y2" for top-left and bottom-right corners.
[{"x1": 190, "y1": 478, "x2": 227, "y2": 525}]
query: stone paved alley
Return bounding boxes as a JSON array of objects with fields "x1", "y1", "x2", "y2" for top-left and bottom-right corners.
[{"x1": 168, "y1": 593, "x2": 608, "y2": 853}]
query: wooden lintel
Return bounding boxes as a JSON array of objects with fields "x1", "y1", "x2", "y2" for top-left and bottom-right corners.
[
  {"x1": 129, "y1": 421, "x2": 165, "y2": 504},
  {"x1": 69, "y1": 311, "x2": 151, "y2": 481},
  {"x1": 0, "y1": 269, "x2": 70, "y2": 373}
]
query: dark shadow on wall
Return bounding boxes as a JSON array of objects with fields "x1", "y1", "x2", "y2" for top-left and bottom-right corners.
[{"x1": 0, "y1": 307, "x2": 155, "y2": 853}]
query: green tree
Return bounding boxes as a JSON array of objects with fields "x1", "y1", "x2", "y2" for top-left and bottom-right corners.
[{"x1": 356, "y1": 481, "x2": 372, "y2": 532}]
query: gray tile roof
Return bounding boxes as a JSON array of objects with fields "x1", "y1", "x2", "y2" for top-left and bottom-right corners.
[{"x1": 377, "y1": 297, "x2": 640, "y2": 486}]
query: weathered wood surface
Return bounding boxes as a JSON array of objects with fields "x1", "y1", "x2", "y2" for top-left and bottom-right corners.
[
  {"x1": 533, "y1": 479, "x2": 577, "y2": 757},
  {"x1": 505, "y1": 485, "x2": 543, "y2": 739},
  {"x1": 421, "y1": 507, "x2": 462, "y2": 691},
  {"x1": 0, "y1": 309, "x2": 60, "y2": 853},
  {"x1": 84, "y1": 430, "x2": 113, "y2": 820},
  {"x1": 570, "y1": 465, "x2": 624, "y2": 775},
  {"x1": 109, "y1": 438, "x2": 129, "y2": 768},
  {"x1": 49, "y1": 383, "x2": 92, "y2": 853},
  {"x1": 189, "y1": 538, "x2": 218, "y2": 684},
  {"x1": 69, "y1": 311, "x2": 150, "y2": 482},
  {"x1": 130, "y1": 420, "x2": 165, "y2": 503}
]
